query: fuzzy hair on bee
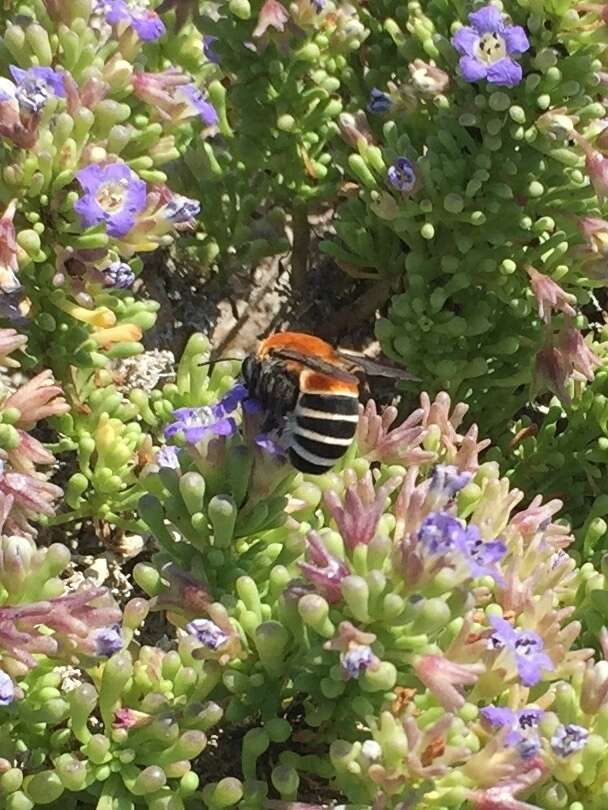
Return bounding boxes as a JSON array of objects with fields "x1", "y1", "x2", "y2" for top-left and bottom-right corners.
[{"x1": 240, "y1": 331, "x2": 417, "y2": 475}]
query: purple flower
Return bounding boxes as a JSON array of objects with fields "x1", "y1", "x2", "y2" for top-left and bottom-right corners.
[
  {"x1": 75, "y1": 163, "x2": 147, "y2": 238},
  {"x1": 163, "y1": 194, "x2": 200, "y2": 224},
  {"x1": 367, "y1": 88, "x2": 392, "y2": 115},
  {"x1": 203, "y1": 34, "x2": 220, "y2": 64},
  {"x1": 387, "y1": 157, "x2": 417, "y2": 193},
  {"x1": 418, "y1": 512, "x2": 505, "y2": 581},
  {"x1": 452, "y1": 5, "x2": 530, "y2": 88},
  {"x1": 551, "y1": 724, "x2": 589, "y2": 757},
  {"x1": 489, "y1": 616, "x2": 554, "y2": 687},
  {"x1": 418, "y1": 511, "x2": 466, "y2": 554},
  {"x1": 165, "y1": 405, "x2": 236, "y2": 445},
  {"x1": 0, "y1": 670, "x2": 15, "y2": 706},
  {"x1": 176, "y1": 84, "x2": 219, "y2": 127},
  {"x1": 92, "y1": 624, "x2": 123, "y2": 657},
  {"x1": 103, "y1": 260, "x2": 135, "y2": 288},
  {"x1": 254, "y1": 434, "x2": 287, "y2": 460},
  {"x1": 340, "y1": 645, "x2": 373, "y2": 679},
  {"x1": 156, "y1": 444, "x2": 181, "y2": 469},
  {"x1": 104, "y1": 0, "x2": 166, "y2": 41},
  {"x1": 300, "y1": 531, "x2": 349, "y2": 603},
  {"x1": 311, "y1": 0, "x2": 325, "y2": 9},
  {"x1": 9, "y1": 65, "x2": 66, "y2": 114},
  {"x1": 462, "y1": 523, "x2": 506, "y2": 581},
  {"x1": 214, "y1": 383, "x2": 250, "y2": 417},
  {"x1": 481, "y1": 705, "x2": 543, "y2": 759},
  {"x1": 429, "y1": 464, "x2": 472, "y2": 499},
  {"x1": 186, "y1": 618, "x2": 229, "y2": 649}
]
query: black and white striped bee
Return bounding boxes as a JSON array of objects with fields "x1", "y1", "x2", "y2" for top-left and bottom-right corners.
[{"x1": 241, "y1": 331, "x2": 415, "y2": 475}]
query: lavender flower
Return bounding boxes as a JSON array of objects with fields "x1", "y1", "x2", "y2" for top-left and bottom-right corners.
[
  {"x1": 8, "y1": 66, "x2": 66, "y2": 114},
  {"x1": 254, "y1": 434, "x2": 287, "y2": 460},
  {"x1": 203, "y1": 34, "x2": 220, "y2": 64},
  {"x1": 156, "y1": 444, "x2": 181, "y2": 469},
  {"x1": 418, "y1": 511, "x2": 466, "y2": 554},
  {"x1": 367, "y1": 88, "x2": 392, "y2": 115},
  {"x1": 418, "y1": 512, "x2": 505, "y2": 581},
  {"x1": 92, "y1": 624, "x2": 123, "y2": 657},
  {"x1": 133, "y1": 70, "x2": 218, "y2": 126},
  {"x1": 75, "y1": 163, "x2": 147, "y2": 238},
  {"x1": 340, "y1": 645, "x2": 373, "y2": 679},
  {"x1": 387, "y1": 157, "x2": 417, "y2": 193},
  {"x1": 429, "y1": 464, "x2": 472, "y2": 499},
  {"x1": 163, "y1": 193, "x2": 201, "y2": 224},
  {"x1": 164, "y1": 406, "x2": 236, "y2": 445},
  {"x1": 489, "y1": 616, "x2": 554, "y2": 687},
  {"x1": 463, "y1": 524, "x2": 506, "y2": 581},
  {"x1": 103, "y1": 260, "x2": 135, "y2": 288},
  {"x1": 177, "y1": 84, "x2": 219, "y2": 127},
  {"x1": 550, "y1": 724, "x2": 589, "y2": 757},
  {"x1": 480, "y1": 705, "x2": 543, "y2": 756},
  {"x1": 103, "y1": 0, "x2": 166, "y2": 41},
  {"x1": 186, "y1": 618, "x2": 229, "y2": 650},
  {"x1": 0, "y1": 670, "x2": 15, "y2": 706},
  {"x1": 452, "y1": 5, "x2": 530, "y2": 87}
]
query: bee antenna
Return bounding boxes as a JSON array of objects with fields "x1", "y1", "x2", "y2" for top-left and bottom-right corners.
[{"x1": 197, "y1": 357, "x2": 243, "y2": 368}]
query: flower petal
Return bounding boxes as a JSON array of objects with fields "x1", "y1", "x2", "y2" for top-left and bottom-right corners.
[
  {"x1": 486, "y1": 57, "x2": 523, "y2": 87},
  {"x1": 468, "y1": 5, "x2": 504, "y2": 33},
  {"x1": 503, "y1": 24, "x2": 530, "y2": 54},
  {"x1": 76, "y1": 164, "x2": 105, "y2": 194},
  {"x1": 458, "y1": 56, "x2": 488, "y2": 83},
  {"x1": 451, "y1": 25, "x2": 479, "y2": 56}
]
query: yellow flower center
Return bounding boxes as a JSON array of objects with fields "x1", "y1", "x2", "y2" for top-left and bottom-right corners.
[
  {"x1": 475, "y1": 32, "x2": 507, "y2": 64},
  {"x1": 96, "y1": 180, "x2": 128, "y2": 213}
]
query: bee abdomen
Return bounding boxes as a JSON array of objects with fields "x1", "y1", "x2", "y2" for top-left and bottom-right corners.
[{"x1": 290, "y1": 392, "x2": 359, "y2": 475}]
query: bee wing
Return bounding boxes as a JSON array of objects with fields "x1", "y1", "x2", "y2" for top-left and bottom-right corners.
[
  {"x1": 269, "y1": 347, "x2": 360, "y2": 385},
  {"x1": 337, "y1": 350, "x2": 421, "y2": 382}
]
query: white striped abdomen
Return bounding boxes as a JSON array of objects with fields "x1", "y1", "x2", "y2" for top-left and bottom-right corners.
[{"x1": 289, "y1": 392, "x2": 360, "y2": 475}]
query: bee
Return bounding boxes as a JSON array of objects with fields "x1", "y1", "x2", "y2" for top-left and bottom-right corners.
[{"x1": 241, "y1": 331, "x2": 416, "y2": 475}]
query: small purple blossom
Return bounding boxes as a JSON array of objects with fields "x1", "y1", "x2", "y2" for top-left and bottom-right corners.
[
  {"x1": 367, "y1": 88, "x2": 392, "y2": 115},
  {"x1": 480, "y1": 705, "x2": 543, "y2": 759},
  {"x1": 255, "y1": 433, "x2": 286, "y2": 459},
  {"x1": 9, "y1": 66, "x2": 66, "y2": 114},
  {"x1": 340, "y1": 645, "x2": 373, "y2": 679},
  {"x1": 75, "y1": 163, "x2": 147, "y2": 238},
  {"x1": 104, "y1": 0, "x2": 166, "y2": 41},
  {"x1": 452, "y1": 5, "x2": 530, "y2": 88},
  {"x1": 418, "y1": 511, "x2": 466, "y2": 554},
  {"x1": 463, "y1": 523, "x2": 506, "y2": 581},
  {"x1": 176, "y1": 84, "x2": 219, "y2": 127},
  {"x1": 103, "y1": 260, "x2": 135, "y2": 288},
  {"x1": 214, "y1": 383, "x2": 250, "y2": 417},
  {"x1": 164, "y1": 193, "x2": 201, "y2": 224},
  {"x1": 92, "y1": 624, "x2": 123, "y2": 657},
  {"x1": 311, "y1": 0, "x2": 325, "y2": 9},
  {"x1": 418, "y1": 511, "x2": 505, "y2": 581},
  {"x1": 551, "y1": 724, "x2": 589, "y2": 757},
  {"x1": 489, "y1": 616, "x2": 554, "y2": 687},
  {"x1": 430, "y1": 464, "x2": 472, "y2": 499},
  {"x1": 156, "y1": 444, "x2": 181, "y2": 469},
  {"x1": 203, "y1": 34, "x2": 220, "y2": 64},
  {"x1": 0, "y1": 670, "x2": 15, "y2": 706},
  {"x1": 165, "y1": 405, "x2": 236, "y2": 445},
  {"x1": 387, "y1": 157, "x2": 417, "y2": 193},
  {"x1": 186, "y1": 618, "x2": 229, "y2": 649}
]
